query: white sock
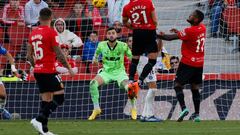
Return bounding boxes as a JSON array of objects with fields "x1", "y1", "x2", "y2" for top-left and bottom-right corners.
[
  {"x1": 93, "y1": 103, "x2": 100, "y2": 110},
  {"x1": 143, "y1": 89, "x2": 156, "y2": 117}
]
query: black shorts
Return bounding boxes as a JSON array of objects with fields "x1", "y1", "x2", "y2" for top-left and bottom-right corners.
[
  {"x1": 132, "y1": 29, "x2": 158, "y2": 56},
  {"x1": 34, "y1": 73, "x2": 64, "y2": 93},
  {"x1": 175, "y1": 62, "x2": 203, "y2": 85}
]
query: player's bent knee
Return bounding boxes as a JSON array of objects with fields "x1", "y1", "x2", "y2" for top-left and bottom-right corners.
[
  {"x1": 148, "y1": 59, "x2": 157, "y2": 67},
  {"x1": 53, "y1": 94, "x2": 64, "y2": 105}
]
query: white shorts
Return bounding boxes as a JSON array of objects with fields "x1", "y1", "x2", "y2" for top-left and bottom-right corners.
[{"x1": 137, "y1": 56, "x2": 157, "y2": 83}]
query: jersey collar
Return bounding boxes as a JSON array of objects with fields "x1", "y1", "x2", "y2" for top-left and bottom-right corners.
[{"x1": 107, "y1": 42, "x2": 118, "y2": 51}]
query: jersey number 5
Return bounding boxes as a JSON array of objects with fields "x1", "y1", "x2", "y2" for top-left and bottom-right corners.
[
  {"x1": 32, "y1": 41, "x2": 43, "y2": 60},
  {"x1": 132, "y1": 11, "x2": 148, "y2": 24},
  {"x1": 196, "y1": 37, "x2": 205, "y2": 53}
]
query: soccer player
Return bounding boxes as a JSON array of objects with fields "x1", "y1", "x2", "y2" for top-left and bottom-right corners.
[
  {"x1": 158, "y1": 10, "x2": 206, "y2": 122},
  {"x1": 0, "y1": 45, "x2": 18, "y2": 119},
  {"x1": 88, "y1": 27, "x2": 138, "y2": 120},
  {"x1": 122, "y1": 0, "x2": 158, "y2": 88},
  {"x1": 27, "y1": 8, "x2": 75, "y2": 135},
  {"x1": 138, "y1": 39, "x2": 163, "y2": 122}
]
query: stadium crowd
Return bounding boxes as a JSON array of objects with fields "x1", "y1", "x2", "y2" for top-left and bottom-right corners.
[{"x1": 0, "y1": 0, "x2": 239, "y2": 77}]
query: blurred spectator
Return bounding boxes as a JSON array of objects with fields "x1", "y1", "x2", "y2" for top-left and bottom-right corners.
[
  {"x1": 209, "y1": 0, "x2": 236, "y2": 37},
  {"x1": 126, "y1": 33, "x2": 132, "y2": 49},
  {"x1": 169, "y1": 56, "x2": 179, "y2": 73},
  {"x1": 82, "y1": 31, "x2": 99, "y2": 73},
  {"x1": 107, "y1": 0, "x2": 129, "y2": 26},
  {"x1": 2, "y1": 0, "x2": 24, "y2": 43},
  {"x1": 65, "y1": 1, "x2": 93, "y2": 42},
  {"x1": 156, "y1": 47, "x2": 171, "y2": 73},
  {"x1": 0, "y1": 0, "x2": 8, "y2": 8},
  {"x1": 15, "y1": 38, "x2": 28, "y2": 61},
  {"x1": 56, "y1": 44, "x2": 78, "y2": 74},
  {"x1": 53, "y1": 18, "x2": 83, "y2": 52},
  {"x1": 237, "y1": 0, "x2": 240, "y2": 7},
  {"x1": 86, "y1": 0, "x2": 105, "y2": 26},
  {"x1": 210, "y1": 0, "x2": 225, "y2": 37},
  {"x1": 25, "y1": 0, "x2": 48, "y2": 26},
  {"x1": 113, "y1": 21, "x2": 127, "y2": 42},
  {"x1": 43, "y1": 0, "x2": 65, "y2": 8}
]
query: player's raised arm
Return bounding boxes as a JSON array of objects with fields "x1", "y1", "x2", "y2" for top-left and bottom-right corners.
[
  {"x1": 157, "y1": 32, "x2": 179, "y2": 41},
  {"x1": 27, "y1": 43, "x2": 35, "y2": 67},
  {"x1": 53, "y1": 46, "x2": 75, "y2": 76}
]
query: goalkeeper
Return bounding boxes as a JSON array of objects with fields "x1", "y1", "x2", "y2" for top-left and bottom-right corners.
[{"x1": 88, "y1": 27, "x2": 139, "y2": 120}]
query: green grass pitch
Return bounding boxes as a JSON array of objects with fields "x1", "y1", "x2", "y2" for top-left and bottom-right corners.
[{"x1": 0, "y1": 120, "x2": 240, "y2": 135}]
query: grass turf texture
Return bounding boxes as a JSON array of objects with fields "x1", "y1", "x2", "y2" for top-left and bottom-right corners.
[{"x1": 0, "y1": 120, "x2": 240, "y2": 135}]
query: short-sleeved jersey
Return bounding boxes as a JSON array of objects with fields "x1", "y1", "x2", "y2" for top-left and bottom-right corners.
[
  {"x1": 122, "y1": 0, "x2": 156, "y2": 30},
  {"x1": 28, "y1": 26, "x2": 59, "y2": 73},
  {"x1": 177, "y1": 23, "x2": 206, "y2": 67},
  {"x1": 95, "y1": 40, "x2": 132, "y2": 73}
]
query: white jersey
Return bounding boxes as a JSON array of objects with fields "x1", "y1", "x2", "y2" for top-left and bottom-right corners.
[{"x1": 137, "y1": 56, "x2": 158, "y2": 83}]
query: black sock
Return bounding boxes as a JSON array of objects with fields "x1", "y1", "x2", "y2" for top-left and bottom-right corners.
[
  {"x1": 139, "y1": 59, "x2": 156, "y2": 82},
  {"x1": 174, "y1": 86, "x2": 186, "y2": 111},
  {"x1": 129, "y1": 58, "x2": 139, "y2": 81},
  {"x1": 36, "y1": 101, "x2": 52, "y2": 133},
  {"x1": 191, "y1": 89, "x2": 200, "y2": 115}
]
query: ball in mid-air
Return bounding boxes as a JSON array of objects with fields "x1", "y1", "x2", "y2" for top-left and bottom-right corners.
[{"x1": 92, "y1": 0, "x2": 106, "y2": 8}]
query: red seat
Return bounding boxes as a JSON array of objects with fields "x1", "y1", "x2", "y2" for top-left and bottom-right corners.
[
  {"x1": 223, "y1": 7, "x2": 240, "y2": 34},
  {"x1": 93, "y1": 25, "x2": 108, "y2": 41}
]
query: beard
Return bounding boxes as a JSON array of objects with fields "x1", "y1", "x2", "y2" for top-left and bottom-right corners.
[
  {"x1": 108, "y1": 37, "x2": 117, "y2": 43},
  {"x1": 187, "y1": 19, "x2": 194, "y2": 25}
]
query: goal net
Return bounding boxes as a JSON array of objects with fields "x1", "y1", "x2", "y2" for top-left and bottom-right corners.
[{"x1": 1, "y1": 0, "x2": 240, "y2": 120}]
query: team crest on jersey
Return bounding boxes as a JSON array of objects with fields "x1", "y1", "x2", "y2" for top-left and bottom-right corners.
[{"x1": 148, "y1": 76, "x2": 153, "y2": 80}]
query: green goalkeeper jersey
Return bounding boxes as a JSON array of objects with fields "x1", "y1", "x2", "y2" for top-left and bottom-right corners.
[{"x1": 94, "y1": 40, "x2": 132, "y2": 73}]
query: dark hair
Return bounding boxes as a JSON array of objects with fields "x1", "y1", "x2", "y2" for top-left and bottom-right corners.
[
  {"x1": 195, "y1": 10, "x2": 204, "y2": 23},
  {"x1": 170, "y1": 56, "x2": 179, "y2": 62},
  {"x1": 39, "y1": 8, "x2": 52, "y2": 21},
  {"x1": 107, "y1": 27, "x2": 116, "y2": 32},
  {"x1": 89, "y1": 31, "x2": 98, "y2": 36}
]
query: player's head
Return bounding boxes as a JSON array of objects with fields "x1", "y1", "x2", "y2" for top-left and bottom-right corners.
[
  {"x1": 106, "y1": 27, "x2": 118, "y2": 43},
  {"x1": 39, "y1": 8, "x2": 53, "y2": 24},
  {"x1": 187, "y1": 10, "x2": 204, "y2": 25}
]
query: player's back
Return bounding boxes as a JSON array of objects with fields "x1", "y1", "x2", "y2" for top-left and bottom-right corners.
[
  {"x1": 29, "y1": 26, "x2": 58, "y2": 73},
  {"x1": 123, "y1": 0, "x2": 156, "y2": 30}
]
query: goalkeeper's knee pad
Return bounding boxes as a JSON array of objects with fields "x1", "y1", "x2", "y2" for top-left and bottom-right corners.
[{"x1": 53, "y1": 94, "x2": 64, "y2": 106}]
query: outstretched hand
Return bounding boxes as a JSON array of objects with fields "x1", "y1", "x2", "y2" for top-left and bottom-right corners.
[{"x1": 170, "y1": 28, "x2": 179, "y2": 33}]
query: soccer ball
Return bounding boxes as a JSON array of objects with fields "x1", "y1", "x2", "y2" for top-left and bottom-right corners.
[{"x1": 92, "y1": 0, "x2": 106, "y2": 8}]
